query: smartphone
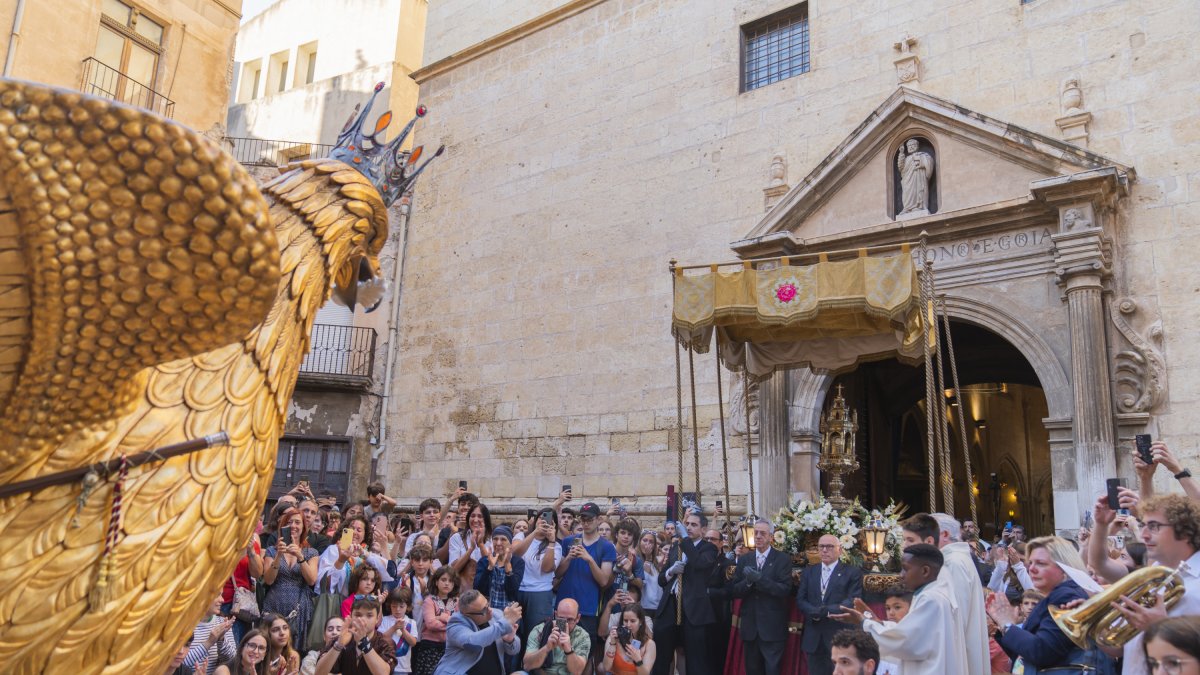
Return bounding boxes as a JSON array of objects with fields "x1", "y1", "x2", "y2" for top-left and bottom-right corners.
[
  {"x1": 716, "y1": 500, "x2": 723, "y2": 509},
  {"x1": 617, "y1": 625, "x2": 632, "y2": 645},
  {"x1": 339, "y1": 527, "x2": 354, "y2": 549},
  {"x1": 555, "y1": 618, "x2": 567, "y2": 633},
  {"x1": 1107, "y1": 478, "x2": 1129, "y2": 515},
  {"x1": 526, "y1": 508, "x2": 536, "y2": 520},
  {"x1": 459, "y1": 480, "x2": 468, "y2": 490},
  {"x1": 280, "y1": 526, "x2": 293, "y2": 546},
  {"x1": 540, "y1": 511, "x2": 556, "y2": 526},
  {"x1": 298, "y1": 476, "x2": 310, "y2": 490},
  {"x1": 630, "y1": 638, "x2": 642, "y2": 651},
  {"x1": 1004, "y1": 521, "x2": 1012, "y2": 531},
  {"x1": 1135, "y1": 434, "x2": 1153, "y2": 465},
  {"x1": 612, "y1": 497, "x2": 620, "y2": 505},
  {"x1": 562, "y1": 484, "x2": 572, "y2": 500},
  {"x1": 619, "y1": 579, "x2": 628, "y2": 592}
]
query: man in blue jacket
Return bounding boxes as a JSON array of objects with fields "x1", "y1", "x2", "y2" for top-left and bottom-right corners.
[{"x1": 434, "y1": 589, "x2": 523, "y2": 675}]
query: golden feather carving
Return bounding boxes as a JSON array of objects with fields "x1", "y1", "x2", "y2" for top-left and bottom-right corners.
[{"x1": 0, "y1": 81, "x2": 390, "y2": 673}]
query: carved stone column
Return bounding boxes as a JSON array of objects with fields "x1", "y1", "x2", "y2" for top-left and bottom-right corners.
[
  {"x1": 758, "y1": 369, "x2": 792, "y2": 516},
  {"x1": 1053, "y1": 226, "x2": 1115, "y2": 515}
]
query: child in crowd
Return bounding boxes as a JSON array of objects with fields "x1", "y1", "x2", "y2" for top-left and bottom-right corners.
[
  {"x1": 1019, "y1": 588, "x2": 1045, "y2": 623},
  {"x1": 412, "y1": 566, "x2": 459, "y2": 675},
  {"x1": 300, "y1": 616, "x2": 343, "y2": 675},
  {"x1": 876, "y1": 589, "x2": 912, "y2": 675},
  {"x1": 341, "y1": 563, "x2": 383, "y2": 618},
  {"x1": 380, "y1": 587, "x2": 419, "y2": 675},
  {"x1": 399, "y1": 544, "x2": 436, "y2": 624},
  {"x1": 314, "y1": 596, "x2": 397, "y2": 675},
  {"x1": 262, "y1": 613, "x2": 301, "y2": 675}
]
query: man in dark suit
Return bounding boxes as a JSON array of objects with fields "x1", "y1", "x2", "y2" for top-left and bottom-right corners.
[
  {"x1": 652, "y1": 511, "x2": 718, "y2": 675},
  {"x1": 730, "y1": 520, "x2": 795, "y2": 675},
  {"x1": 796, "y1": 533, "x2": 864, "y2": 675}
]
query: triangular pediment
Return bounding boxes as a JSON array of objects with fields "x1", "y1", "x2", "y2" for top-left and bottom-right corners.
[{"x1": 735, "y1": 87, "x2": 1132, "y2": 252}]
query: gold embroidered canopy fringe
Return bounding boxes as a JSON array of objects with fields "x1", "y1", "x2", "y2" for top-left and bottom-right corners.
[{"x1": 671, "y1": 244, "x2": 925, "y2": 379}]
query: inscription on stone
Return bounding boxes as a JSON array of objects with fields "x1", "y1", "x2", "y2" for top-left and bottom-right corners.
[{"x1": 912, "y1": 227, "x2": 1055, "y2": 264}]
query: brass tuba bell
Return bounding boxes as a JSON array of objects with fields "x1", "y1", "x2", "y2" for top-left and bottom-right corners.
[{"x1": 1049, "y1": 564, "x2": 1187, "y2": 649}]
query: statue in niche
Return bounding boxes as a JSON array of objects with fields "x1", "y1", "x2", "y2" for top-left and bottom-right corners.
[{"x1": 896, "y1": 138, "x2": 935, "y2": 218}]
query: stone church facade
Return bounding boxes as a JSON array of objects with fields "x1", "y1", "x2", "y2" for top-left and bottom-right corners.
[{"x1": 386, "y1": 0, "x2": 1200, "y2": 533}]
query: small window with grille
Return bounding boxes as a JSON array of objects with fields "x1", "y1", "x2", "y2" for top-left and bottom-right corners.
[{"x1": 741, "y1": 3, "x2": 810, "y2": 92}]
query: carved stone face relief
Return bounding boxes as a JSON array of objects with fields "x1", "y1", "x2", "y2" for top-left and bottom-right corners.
[
  {"x1": 1059, "y1": 205, "x2": 1094, "y2": 232},
  {"x1": 894, "y1": 136, "x2": 937, "y2": 219}
]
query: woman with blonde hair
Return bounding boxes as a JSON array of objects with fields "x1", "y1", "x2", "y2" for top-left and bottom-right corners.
[{"x1": 985, "y1": 536, "x2": 1114, "y2": 673}]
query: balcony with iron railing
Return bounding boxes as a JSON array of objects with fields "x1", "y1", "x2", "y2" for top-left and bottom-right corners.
[
  {"x1": 81, "y1": 57, "x2": 175, "y2": 118},
  {"x1": 223, "y1": 136, "x2": 334, "y2": 167},
  {"x1": 297, "y1": 324, "x2": 377, "y2": 390}
]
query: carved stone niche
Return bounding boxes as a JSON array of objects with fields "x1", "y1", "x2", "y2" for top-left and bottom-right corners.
[{"x1": 892, "y1": 135, "x2": 938, "y2": 220}]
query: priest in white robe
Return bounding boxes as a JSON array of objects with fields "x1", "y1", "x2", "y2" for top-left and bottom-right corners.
[
  {"x1": 932, "y1": 513, "x2": 991, "y2": 675},
  {"x1": 832, "y1": 544, "x2": 968, "y2": 675}
]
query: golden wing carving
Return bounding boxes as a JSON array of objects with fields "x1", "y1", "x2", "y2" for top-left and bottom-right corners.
[{"x1": 0, "y1": 80, "x2": 389, "y2": 675}]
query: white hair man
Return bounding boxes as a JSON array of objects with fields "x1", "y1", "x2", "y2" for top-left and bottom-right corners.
[{"x1": 931, "y1": 513, "x2": 989, "y2": 675}]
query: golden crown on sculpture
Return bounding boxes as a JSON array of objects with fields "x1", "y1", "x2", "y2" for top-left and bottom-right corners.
[{"x1": 818, "y1": 384, "x2": 859, "y2": 510}]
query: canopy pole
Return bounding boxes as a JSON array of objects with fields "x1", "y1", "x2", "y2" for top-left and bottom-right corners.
[
  {"x1": 687, "y1": 347, "x2": 701, "y2": 505},
  {"x1": 670, "y1": 259, "x2": 684, "y2": 627},
  {"x1": 919, "y1": 235, "x2": 938, "y2": 511},
  {"x1": 933, "y1": 302, "x2": 954, "y2": 515},
  {"x1": 743, "y1": 370, "x2": 756, "y2": 517},
  {"x1": 940, "y1": 295, "x2": 978, "y2": 524},
  {"x1": 715, "y1": 351, "x2": 732, "y2": 532}
]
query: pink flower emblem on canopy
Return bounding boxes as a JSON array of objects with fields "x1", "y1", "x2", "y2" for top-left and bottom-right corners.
[{"x1": 775, "y1": 282, "x2": 798, "y2": 304}]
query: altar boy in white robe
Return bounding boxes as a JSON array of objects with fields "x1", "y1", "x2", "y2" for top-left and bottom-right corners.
[{"x1": 832, "y1": 544, "x2": 967, "y2": 675}]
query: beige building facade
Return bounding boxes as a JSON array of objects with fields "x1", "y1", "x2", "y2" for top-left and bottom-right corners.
[
  {"x1": 0, "y1": 0, "x2": 242, "y2": 132},
  {"x1": 388, "y1": 0, "x2": 1198, "y2": 535},
  {"x1": 225, "y1": 0, "x2": 429, "y2": 503}
]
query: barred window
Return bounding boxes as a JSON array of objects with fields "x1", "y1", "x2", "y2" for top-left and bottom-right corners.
[{"x1": 741, "y1": 4, "x2": 810, "y2": 92}]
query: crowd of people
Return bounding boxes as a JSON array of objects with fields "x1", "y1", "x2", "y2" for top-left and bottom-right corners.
[{"x1": 167, "y1": 440, "x2": 1200, "y2": 674}]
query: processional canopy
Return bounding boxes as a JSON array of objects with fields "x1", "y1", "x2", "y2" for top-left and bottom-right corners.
[{"x1": 671, "y1": 245, "x2": 926, "y2": 378}]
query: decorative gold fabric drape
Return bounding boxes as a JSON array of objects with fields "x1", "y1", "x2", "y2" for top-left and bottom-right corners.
[{"x1": 672, "y1": 250, "x2": 924, "y2": 377}]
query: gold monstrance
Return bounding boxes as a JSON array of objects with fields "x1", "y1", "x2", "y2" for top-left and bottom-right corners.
[{"x1": 818, "y1": 384, "x2": 859, "y2": 510}]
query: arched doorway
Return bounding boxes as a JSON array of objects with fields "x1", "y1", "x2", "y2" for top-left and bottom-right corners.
[{"x1": 821, "y1": 321, "x2": 1053, "y2": 540}]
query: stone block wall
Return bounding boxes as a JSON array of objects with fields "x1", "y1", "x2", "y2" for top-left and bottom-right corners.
[{"x1": 386, "y1": 0, "x2": 1200, "y2": 510}]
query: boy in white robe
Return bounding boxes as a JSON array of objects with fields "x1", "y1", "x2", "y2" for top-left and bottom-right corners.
[{"x1": 832, "y1": 544, "x2": 967, "y2": 675}]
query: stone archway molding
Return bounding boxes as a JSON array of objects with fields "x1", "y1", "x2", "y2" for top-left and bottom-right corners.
[
  {"x1": 939, "y1": 295, "x2": 1072, "y2": 422},
  {"x1": 781, "y1": 293, "x2": 1073, "y2": 513}
]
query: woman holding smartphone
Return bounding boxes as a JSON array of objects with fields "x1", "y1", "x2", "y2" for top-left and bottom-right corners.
[
  {"x1": 262, "y1": 508, "x2": 319, "y2": 650},
  {"x1": 601, "y1": 602, "x2": 655, "y2": 675}
]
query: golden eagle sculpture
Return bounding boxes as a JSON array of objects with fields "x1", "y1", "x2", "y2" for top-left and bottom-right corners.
[{"x1": 0, "y1": 79, "x2": 440, "y2": 673}]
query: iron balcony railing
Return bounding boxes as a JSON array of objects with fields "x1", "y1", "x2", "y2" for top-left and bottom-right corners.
[
  {"x1": 223, "y1": 136, "x2": 334, "y2": 167},
  {"x1": 80, "y1": 57, "x2": 175, "y2": 118},
  {"x1": 300, "y1": 324, "x2": 376, "y2": 381}
]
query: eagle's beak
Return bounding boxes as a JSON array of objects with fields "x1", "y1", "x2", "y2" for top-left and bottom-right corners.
[{"x1": 332, "y1": 258, "x2": 387, "y2": 312}]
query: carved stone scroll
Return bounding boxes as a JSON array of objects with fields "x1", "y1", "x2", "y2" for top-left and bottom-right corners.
[{"x1": 1109, "y1": 298, "x2": 1166, "y2": 414}]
